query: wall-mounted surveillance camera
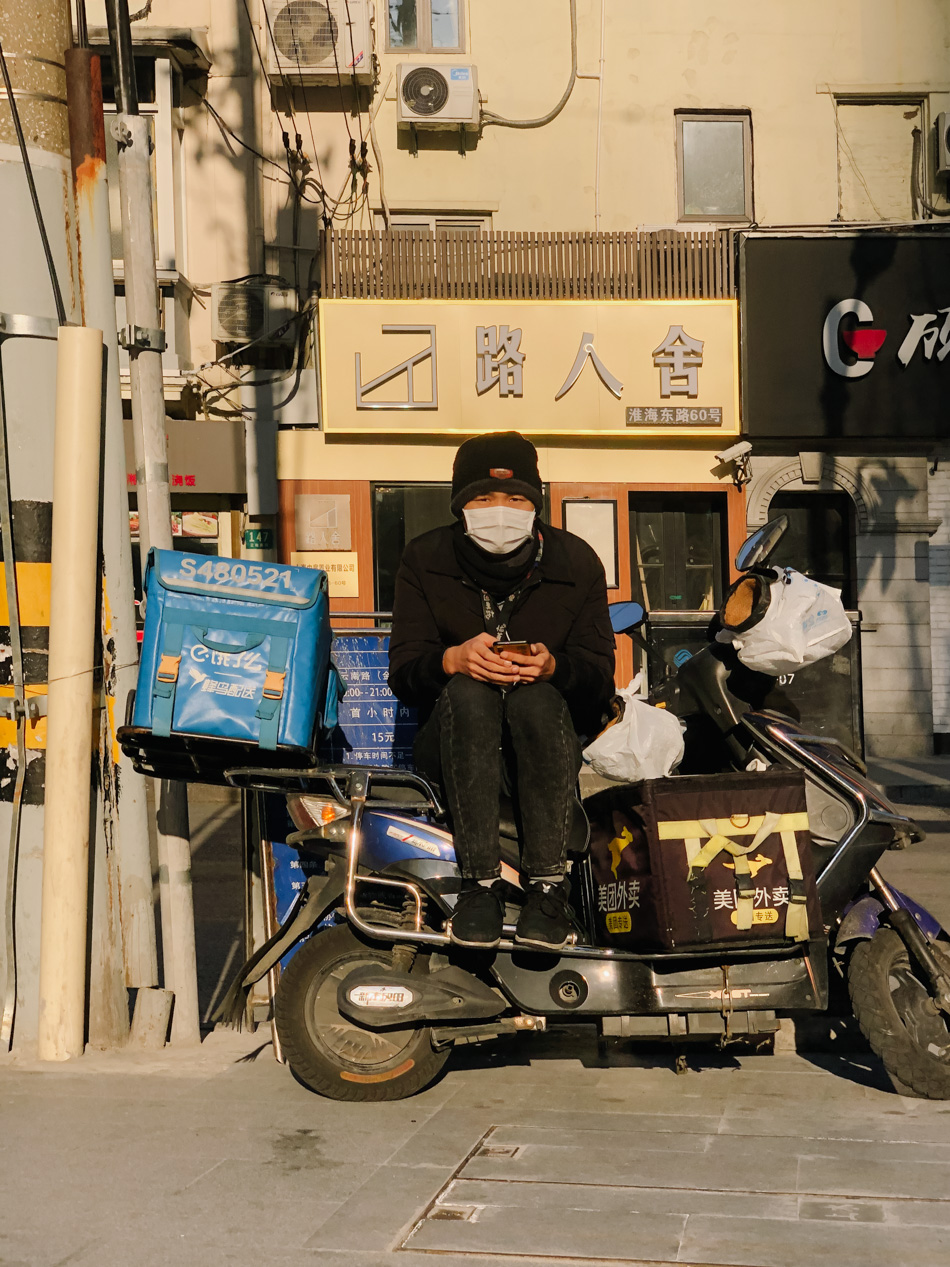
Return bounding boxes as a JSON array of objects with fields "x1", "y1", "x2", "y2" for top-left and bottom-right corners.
[{"x1": 715, "y1": 440, "x2": 753, "y2": 465}]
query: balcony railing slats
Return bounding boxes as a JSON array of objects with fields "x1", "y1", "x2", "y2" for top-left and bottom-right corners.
[{"x1": 320, "y1": 228, "x2": 737, "y2": 300}]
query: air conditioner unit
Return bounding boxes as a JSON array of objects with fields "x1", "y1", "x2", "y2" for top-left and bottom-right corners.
[
  {"x1": 396, "y1": 63, "x2": 479, "y2": 130},
  {"x1": 937, "y1": 112, "x2": 950, "y2": 179},
  {"x1": 211, "y1": 284, "x2": 297, "y2": 347},
  {"x1": 267, "y1": 0, "x2": 373, "y2": 85}
]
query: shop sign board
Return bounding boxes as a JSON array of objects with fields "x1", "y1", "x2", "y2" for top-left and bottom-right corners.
[
  {"x1": 741, "y1": 232, "x2": 950, "y2": 439},
  {"x1": 291, "y1": 550, "x2": 360, "y2": 597},
  {"x1": 318, "y1": 299, "x2": 739, "y2": 437}
]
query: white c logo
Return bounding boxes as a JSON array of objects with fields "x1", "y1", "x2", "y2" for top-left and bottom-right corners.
[{"x1": 822, "y1": 298, "x2": 875, "y2": 378}]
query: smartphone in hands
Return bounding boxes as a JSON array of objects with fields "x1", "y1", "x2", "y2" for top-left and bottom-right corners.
[{"x1": 492, "y1": 640, "x2": 531, "y2": 655}]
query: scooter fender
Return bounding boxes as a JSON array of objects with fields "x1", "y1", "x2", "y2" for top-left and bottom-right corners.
[
  {"x1": 835, "y1": 887, "x2": 943, "y2": 952},
  {"x1": 212, "y1": 859, "x2": 347, "y2": 1026}
]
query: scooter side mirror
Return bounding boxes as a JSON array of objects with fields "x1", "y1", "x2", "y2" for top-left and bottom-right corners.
[
  {"x1": 735, "y1": 515, "x2": 789, "y2": 572},
  {"x1": 608, "y1": 600, "x2": 646, "y2": 635}
]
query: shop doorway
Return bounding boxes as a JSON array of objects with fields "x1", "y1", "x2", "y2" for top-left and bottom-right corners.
[
  {"x1": 628, "y1": 492, "x2": 728, "y2": 613},
  {"x1": 769, "y1": 491, "x2": 857, "y2": 606}
]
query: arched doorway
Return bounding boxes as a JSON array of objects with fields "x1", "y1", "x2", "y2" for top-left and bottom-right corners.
[{"x1": 769, "y1": 490, "x2": 857, "y2": 607}]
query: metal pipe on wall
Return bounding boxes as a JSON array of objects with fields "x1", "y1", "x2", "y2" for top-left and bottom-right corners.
[
  {"x1": 37, "y1": 325, "x2": 103, "y2": 1061},
  {"x1": 64, "y1": 42, "x2": 158, "y2": 1002},
  {"x1": 104, "y1": 0, "x2": 200, "y2": 1045}
]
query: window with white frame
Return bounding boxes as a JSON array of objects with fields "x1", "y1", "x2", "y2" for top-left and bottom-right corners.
[
  {"x1": 387, "y1": 0, "x2": 465, "y2": 53},
  {"x1": 676, "y1": 111, "x2": 753, "y2": 223},
  {"x1": 100, "y1": 53, "x2": 185, "y2": 273}
]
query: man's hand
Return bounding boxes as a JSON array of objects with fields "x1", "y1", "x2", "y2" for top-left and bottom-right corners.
[
  {"x1": 498, "y1": 642, "x2": 556, "y2": 683},
  {"x1": 443, "y1": 633, "x2": 519, "y2": 684}
]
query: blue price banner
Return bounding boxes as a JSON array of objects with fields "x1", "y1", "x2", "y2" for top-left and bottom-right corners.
[{"x1": 323, "y1": 634, "x2": 418, "y2": 767}]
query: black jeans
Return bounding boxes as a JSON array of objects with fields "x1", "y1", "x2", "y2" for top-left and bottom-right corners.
[{"x1": 413, "y1": 675, "x2": 582, "y2": 881}]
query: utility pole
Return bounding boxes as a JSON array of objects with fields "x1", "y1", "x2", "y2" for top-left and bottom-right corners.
[
  {"x1": 104, "y1": 0, "x2": 200, "y2": 1045},
  {"x1": 64, "y1": 24, "x2": 160, "y2": 1042},
  {"x1": 37, "y1": 323, "x2": 103, "y2": 1061},
  {"x1": 0, "y1": 0, "x2": 79, "y2": 1052}
]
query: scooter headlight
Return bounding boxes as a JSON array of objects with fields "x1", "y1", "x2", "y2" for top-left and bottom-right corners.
[
  {"x1": 719, "y1": 573, "x2": 772, "y2": 634},
  {"x1": 288, "y1": 795, "x2": 351, "y2": 833}
]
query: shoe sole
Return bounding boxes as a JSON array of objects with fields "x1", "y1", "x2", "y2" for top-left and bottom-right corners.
[
  {"x1": 447, "y1": 923, "x2": 501, "y2": 950},
  {"x1": 514, "y1": 933, "x2": 569, "y2": 951}
]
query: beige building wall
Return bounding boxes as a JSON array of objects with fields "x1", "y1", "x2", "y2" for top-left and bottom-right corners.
[
  {"x1": 85, "y1": 0, "x2": 946, "y2": 753},
  {"x1": 88, "y1": 0, "x2": 950, "y2": 373}
]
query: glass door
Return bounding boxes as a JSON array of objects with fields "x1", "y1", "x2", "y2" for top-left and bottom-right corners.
[{"x1": 629, "y1": 492, "x2": 726, "y2": 613}]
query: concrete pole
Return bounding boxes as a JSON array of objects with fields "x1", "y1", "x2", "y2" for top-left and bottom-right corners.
[
  {"x1": 64, "y1": 43, "x2": 158, "y2": 999},
  {"x1": 0, "y1": 0, "x2": 81, "y2": 1053},
  {"x1": 104, "y1": 0, "x2": 199, "y2": 1045},
  {"x1": 36, "y1": 325, "x2": 102, "y2": 1061}
]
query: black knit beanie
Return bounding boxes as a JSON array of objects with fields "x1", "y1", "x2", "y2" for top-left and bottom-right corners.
[{"x1": 450, "y1": 432, "x2": 543, "y2": 517}]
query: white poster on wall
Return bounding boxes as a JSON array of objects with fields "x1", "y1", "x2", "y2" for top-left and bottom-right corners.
[{"x1": 563, "y1": 500, "x2": 618, "y2": 588}]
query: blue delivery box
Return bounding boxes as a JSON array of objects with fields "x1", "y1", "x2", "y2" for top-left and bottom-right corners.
[{"x1": 129, "y1": 550, "x2": 339, "y2": 762}]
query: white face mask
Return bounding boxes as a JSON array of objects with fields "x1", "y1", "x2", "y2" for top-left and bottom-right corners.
[{"x1": 462, "y1": 506, "x2": 536, "y2": 555}]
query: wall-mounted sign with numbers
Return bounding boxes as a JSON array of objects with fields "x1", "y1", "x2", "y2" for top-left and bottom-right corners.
[
  {"x1": 324, "y1": 634, "x2": 417, "y2": 768},
  {"x1": 318, "y1": 298, "x2": 739, "y2": 437}
]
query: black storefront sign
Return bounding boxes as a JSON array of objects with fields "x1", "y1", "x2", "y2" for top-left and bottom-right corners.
[{"x1": 741, "y1": 232, "x2": 950, "y2": 440}]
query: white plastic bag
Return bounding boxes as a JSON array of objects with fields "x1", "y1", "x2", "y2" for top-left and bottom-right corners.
[
  {"x1": 725, "y1": 568, "x2": 852, "y2": 677},
  {"x1": 582, "y1": 676, "x2": 685, "y2": 782}
]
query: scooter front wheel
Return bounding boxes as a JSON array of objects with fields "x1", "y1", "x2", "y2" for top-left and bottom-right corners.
[
  {"x1": 274, "y1": 922, "x2": 450, "y2": 1102},
  {"x1": 849, "y1": 926, "x2": 950, "y2": 1099}
]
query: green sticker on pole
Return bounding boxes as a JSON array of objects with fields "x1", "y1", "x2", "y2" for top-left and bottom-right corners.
[{"x1": 243, "y1": 528, "x2": 274, "y2": 551}]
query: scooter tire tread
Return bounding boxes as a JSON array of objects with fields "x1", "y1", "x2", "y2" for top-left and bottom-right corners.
[
  {"x1": 848, "y1": 927, "x2": 950, "y2": 1101},
  {"x1": 275, "y1": 922, "x2": 450, "y2": 1102}
]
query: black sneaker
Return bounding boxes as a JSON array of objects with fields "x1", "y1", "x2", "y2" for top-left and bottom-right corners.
[
  {"x1": 449, "y1": 881, "x2": 506, "y2": 949},
  {"x1": 515, "y1": 880, "x2": 573, "y2": 951}
]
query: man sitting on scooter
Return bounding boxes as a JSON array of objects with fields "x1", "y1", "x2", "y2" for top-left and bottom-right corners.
[{"x1": 388, "y1": 431, "x2": 616, "y2": 951}]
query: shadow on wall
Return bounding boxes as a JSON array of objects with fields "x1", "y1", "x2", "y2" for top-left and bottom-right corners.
[{"x1": 765, "y1": 455, "x2": 933, "y2": 757}]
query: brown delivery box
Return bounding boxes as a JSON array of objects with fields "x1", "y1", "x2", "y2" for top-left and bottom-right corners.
[{"x1": 586, "y1": 769, "x2": 820, "y2": 950}]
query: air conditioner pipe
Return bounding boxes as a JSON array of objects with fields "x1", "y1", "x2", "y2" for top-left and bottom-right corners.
[{"x1": 480, "y1": 0, "x2": 577, "y2": 130}]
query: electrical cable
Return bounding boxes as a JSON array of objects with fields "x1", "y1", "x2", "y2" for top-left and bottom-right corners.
[
  {"x1": 259, "y1": 0, "x2": 305, "y2": 127},
  {"x1": 326, "y1": 0, "x2": 354, "y2": 143},
  {"x1": 343, "y1": 0, "x2": 367, "y2": 148},
  {"x1": 0, "y1": 37, "x2": 68, "y2": 326},
  {"x1": 369, "y1": 71, "x2": 393, "y2": 227},
  {"x1": 203, "y1": 97, "x2": 297, "y2": 184},
  {"x1": 480, "y1": 0, "x2": 576, "y2": 130},
  {"x1": 76, "y1": 0, "x2": 89, "y2": 48},
  {"x1": 912, "y1": 127, "x2": 950, "y2": 218},
  {"x1": 242, "y1": 0, "x2": 294, "y2": 123}
]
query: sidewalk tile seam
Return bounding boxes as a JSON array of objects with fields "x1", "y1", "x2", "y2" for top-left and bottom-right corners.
[{"x1": 446, "y1": 1175, "x2": 950, "y2": 1206}]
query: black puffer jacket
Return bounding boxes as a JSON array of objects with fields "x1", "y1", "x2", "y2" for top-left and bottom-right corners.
[{"x1": 388, "y1": 522, "x2": 616, "y2": 736}]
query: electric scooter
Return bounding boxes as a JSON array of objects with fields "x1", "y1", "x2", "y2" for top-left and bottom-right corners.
[{"x1": 221, "y1": 520, "x2": 949, "y2": 1102}]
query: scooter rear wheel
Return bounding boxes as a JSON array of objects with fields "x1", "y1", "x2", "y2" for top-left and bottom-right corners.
[
  {"x1": 848, "y1": 926, "x2": 950, "y2": 1099},
  {"x1": 274, "y1": 922, "x2": 450, "y2": 1101}
]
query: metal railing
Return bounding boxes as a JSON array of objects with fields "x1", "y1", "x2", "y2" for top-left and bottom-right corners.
[{"x1": 321, "y1": 228, "x2": 737, "y2": 301}]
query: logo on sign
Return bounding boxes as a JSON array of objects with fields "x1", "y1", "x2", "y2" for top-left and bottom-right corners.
[{"x1": 822, "y1": 299, "x2": 887, "y2": 378}]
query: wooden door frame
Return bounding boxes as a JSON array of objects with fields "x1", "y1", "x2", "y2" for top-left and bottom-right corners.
[{"x1": 549, "y1": 481, "x2": 745, "y2": 687}]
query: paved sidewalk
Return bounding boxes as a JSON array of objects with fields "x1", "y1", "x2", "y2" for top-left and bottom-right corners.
[
  {"x1": 868, "y1": 754, "x2": 950, "y2": 805},
  {"x1": 4, "y1": 1024, "x2": 950, "y2": 1267},
  {"x1": 4, "y1": 800, "x2": 949, "y2": 1266}
]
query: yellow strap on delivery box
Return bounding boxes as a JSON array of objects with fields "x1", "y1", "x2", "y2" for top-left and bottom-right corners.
[{"x1": 659, "y1": 811, "x2": 810, "y2": 938}]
